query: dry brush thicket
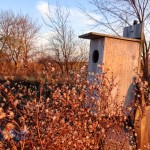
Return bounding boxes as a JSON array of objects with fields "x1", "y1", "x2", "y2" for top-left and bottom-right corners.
[{"x1": 0, "y1": 65, "x2": 149, "y2": 150}]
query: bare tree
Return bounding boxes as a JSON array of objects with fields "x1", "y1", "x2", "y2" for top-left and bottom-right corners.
[
  {"x1": 44, "y1": 3, "x2": 88, "y2": 75},
  {"x1": 0, "y1": 10, "x2": 40, "y2": 74},
  {"x1": 81, "y1": 0, "x2": 150, "y2": 82}
]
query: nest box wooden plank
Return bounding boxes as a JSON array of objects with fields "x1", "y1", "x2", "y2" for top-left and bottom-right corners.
[{"x1": 79, "y1": 32, "x2": 141, "y2": 113}]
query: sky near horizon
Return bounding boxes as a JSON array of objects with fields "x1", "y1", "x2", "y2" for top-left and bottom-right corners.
[{"x1": 0, "y1": 0, "x2": 100, "y2": 35}]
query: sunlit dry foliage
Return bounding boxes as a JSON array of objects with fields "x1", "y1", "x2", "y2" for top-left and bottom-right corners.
[{"x1": 1, "y1": 65, "x2": 149, "y2": 149}]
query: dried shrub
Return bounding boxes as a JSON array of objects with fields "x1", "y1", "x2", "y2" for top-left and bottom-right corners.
[{"x1": 0, "y1": 66, "x2": 149, "y2": 149}]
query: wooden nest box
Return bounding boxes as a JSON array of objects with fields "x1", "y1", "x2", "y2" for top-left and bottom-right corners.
[{"x1": 79, "y1": 24, "x2": 143, "y2": 114}]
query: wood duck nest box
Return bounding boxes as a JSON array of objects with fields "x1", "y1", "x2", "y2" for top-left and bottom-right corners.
[{"x1": 79, "y1": 32, "x2": 141, "y2": 114}]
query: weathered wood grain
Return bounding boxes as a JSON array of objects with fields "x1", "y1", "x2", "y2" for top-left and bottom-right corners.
[
  {"x1": 88, "y1": 38, "x2": 104, "y2": 78},
  {"x1": 135, "y1": 105, "x2": 150, "y2": 149},
  {"x1": 123, "y1": 23, "x2": 143, "y2": 39},
  {"x1": 103, "y1": 37, "x2": 140, "y2": 113}
]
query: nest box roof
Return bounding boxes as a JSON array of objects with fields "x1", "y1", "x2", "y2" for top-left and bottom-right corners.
[{"x1": 79, "y1": 32, "x2": 141, "y2": 42}]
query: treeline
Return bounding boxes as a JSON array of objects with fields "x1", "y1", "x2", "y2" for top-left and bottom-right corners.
[{"x1": 0, "y1": 6, "x2": 88, "y2": 80}]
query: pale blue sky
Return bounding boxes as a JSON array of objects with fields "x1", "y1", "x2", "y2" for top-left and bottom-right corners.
[
  {"x1": 0, "y1": 0, "x2": 98, "y2": 33},
  {"x1": 0, "y1": 0, "x2": 101, "y2": 46}
]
